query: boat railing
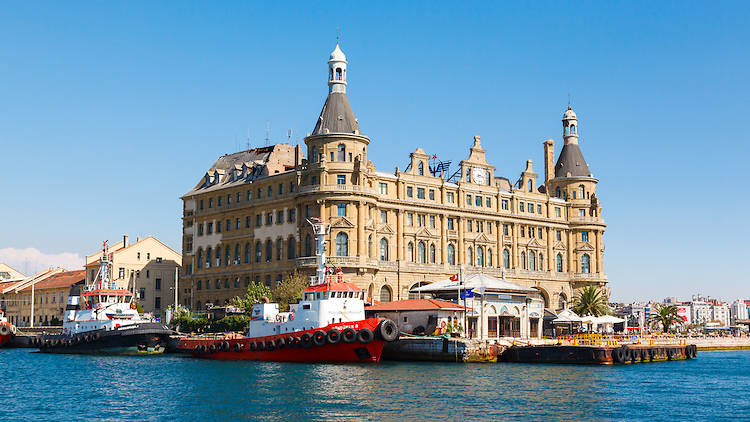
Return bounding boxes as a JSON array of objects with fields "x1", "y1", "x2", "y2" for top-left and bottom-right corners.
[
  {"x1": 555, "y1": 333, "x2": 692, "y2": 347},
  {"x1": 309, "y1": 275, "x2": 351, "y2": 286}
]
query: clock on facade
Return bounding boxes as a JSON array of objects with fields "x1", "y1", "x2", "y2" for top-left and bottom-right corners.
[{"x1": 471, "y1": 167, "x2": 486, "y2": 184}]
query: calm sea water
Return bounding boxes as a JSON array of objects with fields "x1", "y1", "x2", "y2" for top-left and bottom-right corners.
[{"x1": 0, "y1": 348, "x2": 747, "y2": 421}]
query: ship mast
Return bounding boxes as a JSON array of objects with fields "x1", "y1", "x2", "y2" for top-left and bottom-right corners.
[{"x1": 307, "y1": 218, "x2": 330, "y2": 285}]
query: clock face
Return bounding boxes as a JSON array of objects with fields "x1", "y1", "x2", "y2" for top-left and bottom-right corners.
[{"x1": 472, "y1": 168, "x2": 486, "y2": 184}]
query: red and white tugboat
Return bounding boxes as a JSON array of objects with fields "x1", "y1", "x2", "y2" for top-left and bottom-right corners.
[
  {"x1": 31, "y1": 241, "x2": 173, "y2": 354},
  {"x1": 0, "y1": 310, "x2": 17, "y2": 347},
  {"x1": 178, "y1": 218, "x2": 399, "y2": 363}
]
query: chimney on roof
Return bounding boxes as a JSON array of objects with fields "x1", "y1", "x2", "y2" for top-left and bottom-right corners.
[
  {"x1": 543, "y1": 139, "x2": 554, "y2": 184},
  {"x1": 294, "y1": 144, "x2": 301, "y2": 168},
  {"x1": 123, "y1": 234, "x2": 129, "y2": 248}
]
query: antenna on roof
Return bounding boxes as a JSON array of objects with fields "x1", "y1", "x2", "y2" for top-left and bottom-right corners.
[
  {"x1": 246, "y1": 128, "x2": 251, "y2": 150},
  {"x1": 265, "y1": 120, "x2": 270, "y2": 146},
  {"x1": 568, "y1": 93, "x2": 571, "y2": 107},
  {"x1": 287, "y1": 129, "x2": 293, "y2": 143}
]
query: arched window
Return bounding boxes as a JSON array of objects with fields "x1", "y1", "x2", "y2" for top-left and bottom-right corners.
[
  {"x1": 368, "y1": 235, "x2": 373, "y2": 258},
  {"x1": 255, "y1": 242, "x2": 262, "y2": 263},
  {"x1": 529, "y1": 252, "x2": 536, "y2": 271},
  {"x1": 337, "y1": 144, "x2": 346, "y2": 161},
  {"x1": 305, "y1": 235, "x2": 312, "y2": 256},
  {"x1": 215, "y1": 246, "x2": 221, "y2": 267},
  {"x1": 521, "y1": 252, "x2": 526, "y2": 270},
  {"x1": 581, "y1": 254, "x2": 590, "y2": 273},
  {"x1": 379, "y1": 238, "x2": 389, "y2": 261},
  {"x1": 197, "y1": 248, "x2": 203, "y2": 269},
  {"x1": 467, "y1": 247, "x2": 473, "y2": 266},
  {"x1": 556, "y1": 253, "x2": 563, "y2": 272},
  {"x1": 579, "y1": 185, "x2": 585, "y2": 199},
  {"x1": 336, "y1": 67, "x2": 342, "y2": 80},
  {"x1": 418, "y1": 161, "x2": 424, "y2": 176},
  {"x1": 447, "y1": 244, "x2": 456, "y2": 265},
  {"x1": 555, "y1": 187, "x2": 561, "y2": 198},
  {"x1": 408, "y1": 282, "x2": 428, "y2": 300},
  {"x1": 417, "y1": 241, "x2": 426, "y2": 264},
  {"x1": 234, "y1": 244, "x2": 240, "y2": 265},
  {"x1": 379, "y1": 285, "x2": 392, "y2": 302},
  {"x1": 335, "y1": 232, "x2": 348, "y2": 256},
  {"x1": 310, "y1": 146, "x2": 318, "y2": 162},
  {"x1": 429, "y1": 244, "x2": 436, "y2": 264},
  {"x1": 528, "y1": 179, "x2": 533, "y2": 192},
  {"x1": 571, "y1": 124, "x2": 576, "y2": 133},
  {"x1": 407, "y1": 242, "x2": 414, "y2": 261},
  {"x1": 276, "y1": 238, "x2": 283, "y2": 261},
  {"x1": 487, "y1": 249, "x2": 492, "y2": 267},
  {"x1": 244, "y1": 243, "x2": 250, "y2": 264},
  {"x1": 287, "y1": 237, "x2": 295, "y2": 260},
  {"x1": 503, "y1": 249, "x2": 510, "y2": 269},
  {"x1": 476, "y1": 246, "x2": 484, "y2": 267},
  {"x1": 558, "y1": 294, "x2": 567, "y2": 310},
  {"x1": 225, "y1": 246, "x2": 231, "y2": 266},
  {"x1": 265, "y1": 239, "x2": 272, "y2": 262}
]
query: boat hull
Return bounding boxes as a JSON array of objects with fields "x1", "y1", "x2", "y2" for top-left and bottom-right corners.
[
  {"x1": 178, "y1": 318, "x2": 393, "y2": 363},
  {"x1": 34, "y1": 323, "x2": 173, "y2": 355}
]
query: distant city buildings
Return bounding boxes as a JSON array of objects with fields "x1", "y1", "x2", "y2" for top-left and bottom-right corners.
[{"x1": 616, "y1": 294, "x2": 749, "y2": 332}]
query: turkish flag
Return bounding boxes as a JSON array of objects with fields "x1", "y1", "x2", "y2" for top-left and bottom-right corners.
[{"x1": 450, "y1": 273, "x2": 459, "y2": 281}]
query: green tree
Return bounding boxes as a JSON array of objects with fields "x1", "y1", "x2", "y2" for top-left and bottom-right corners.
[
  {"x1": 571, "y1": 286, "x2": 610, "y2": 317},
  {"x1": 271, "y1": 270, "x2": 310, "y2": 312},
  {"x1": 230, "y1": 282, "x2": 272, "y2": 313},
  {"x1": 649, "y1": 304, "x2": 683, "y2": 333}
]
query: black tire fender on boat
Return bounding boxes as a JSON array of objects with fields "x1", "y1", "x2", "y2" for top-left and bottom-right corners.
[
  {"x1": 249, "y1": 341, "x2": 258, "y2": 351},
  {"x1": 292, "y1": 337, "x2": 301, "y2": 348},
  {"x1": 613, "y1": 346, "x2": 625, "y2": 363},
  {"x1": 692, "y1": 344, "x2": 698, "y2": 358},
  {"x1": 256, "y1": 341, "x2": 265, "y2": 351},
  {"x1": 233, "y1": 342, "x2": 243, "y2": 352},
  {"x1": 266, "y1": 340, "x2": 275, "y2": 351},
  {"x1": 208, "y1": 344, "x2": 217, "y2": 353},
  {"x1": 326, "y1": 329, "x2": 341, "y2": 345},
  {"x1": 376, "y1": 319, "x2": 399, "y2": 342},
  {"x1": 285, "y1": 336, "x2": 295, "y2": 348},
  {"x1": 667, "y1": 348, "x2": 675, "y2": 360},
  {"x1": 0, "y1": 325, "x2": 10, "y2": 336},
  {"x1": 312, "y1": 330, "x2": 327, "y2": 347},
  {"x1": 300, "y1": 333, "x2": 312, "y2": 349},
  {"x1": 222, "y1": 341, "x2": 230, "y2": 352},
  {"x1": 194, "y1": 345, "x2": 202, "y2": 354},
  {"x1": 275, "y1": 337, "x2": 285, "y2": 349},
  {"x1": 93, "y1": 332, "x2": 101, "y2": 341},
  {"x1": 341, "y1": 328, "x2": 357, "y2": 344},
  {"x1": 356, "y1": 328, "x2": 374, "y2": 345}
]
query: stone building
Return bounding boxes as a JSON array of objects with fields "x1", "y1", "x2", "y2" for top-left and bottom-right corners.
[
  {"x1": 181, "y1": 44, "x2": 608, "y2": 312},
  {"x1": 84, "y1": 235, "x2": 181, "y2": 322},
  {"x1": 0, "y1": 269, "x2": 84, "y2": 327}
]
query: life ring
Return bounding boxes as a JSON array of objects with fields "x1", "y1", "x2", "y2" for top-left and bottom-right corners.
[
  {"x1": 440, "y1": 321, "x2": 447, "y2": 329},
  {"x1": 289, "y1": 313, "x2": 294, "y2": 321}
]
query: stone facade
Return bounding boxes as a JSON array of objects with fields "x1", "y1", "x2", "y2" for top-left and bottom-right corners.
[
  {"x1": 181, "y1": 44, "x2": 608, "y2": 312},
  {"x1": 0, "y1": 269, "x2": 84, "y2": 327}
]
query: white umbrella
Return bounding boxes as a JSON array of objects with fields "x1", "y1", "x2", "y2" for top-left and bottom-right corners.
[
  {"x1": 595, "y1": 315, "x2": 625, "y2": 324},
  {"x1": 552, "y1": 308, "x2": 583, "y2": 323}
]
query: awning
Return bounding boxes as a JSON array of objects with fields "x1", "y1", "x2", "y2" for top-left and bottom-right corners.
[
  {"x1": 552, "y1": 308, "x2": 583, "y2": 323},
  {"x1": 411, "y1": 273, "x2": 536, "y2": 294}
]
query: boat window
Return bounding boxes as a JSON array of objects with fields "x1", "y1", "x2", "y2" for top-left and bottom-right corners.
[
  {"x1": 316, "y1": 292, "x2": 321, "y2": 300},
  {"x1": 304, "y1": 293, "x2": 314, "y2": 301},
  {"x1": 303, "y1": 304, "x2": 311, "y2": 310}
]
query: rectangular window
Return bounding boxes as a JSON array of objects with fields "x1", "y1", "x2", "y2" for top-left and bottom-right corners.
[
  {"x1": 501, "y1": 199, "x2": 509, "y2": 210},
  {"x1": 380, "y1": 210, "x2": 387, "y2": 223},
  {"x1": 467, "y1": 219, "x2": 472, "y2": 232},
  {"x1": 486, "y1": 197, "x2": 491, "y2": 208},
  {"x1": 538, "y1": 228, "x2": 543, "y2": 238},
  {"x1": 155, "y1": 297, "x2": 161, "y2": 310},
  {"x1": 520, "y1": 226, "x2": 525, "y2": 237},
  {"x1": 429, "y1": 215, "x2": 435, "y2": 228},
  {"x1": 519, "y1": 202, "x2": 524, "y2": 212},
  {"x1": 379, "y1": 183, "x2": 387, "y2": 195},
  {"x1": 579, "y1": 209, "x2": 586, "y2": 217},
  {"x1": 429, "y1": 189, "x2": 435, "y2": 200},
  {"x1": 279, "y1": 183, "x2": 283, "y2": 195},
  {"x1": 418, "y1": 214, "x2": 425, "y2": 227},
  {"x1": 227, "y1": 194, "x2": 231, "y2": 205},
  {"x1": 267, "y1": 186, "x2": 273, "y2": 197},
  {"x1": 582, "y1": 231, "x2": 589, "y2": 242},
  {"x1": 407, "y1": 213, "x2": 414, "y2": 226},
  {"x1": 216, "y1": 221, "x2": 221, "y2": 233},
  {"x1": 554, "y1": 207, "x2": 561, "y2": 217},
  {"x1": 199, "y1": 200, "x2": 204, "y2": 210},
  {"x1": 527, "y1": 203, "x2": 533, "y2": 213},
  {"x1": 118, "y1": 268, "x2": 125, "y2": 279},
  {"x1": 529, "y1": 227, "x2": 535, "y2": 238},
  {"x1": 407, "y1": 186, "x2": 413, "y2": 198},
  {"x1": 475, "y1": 196, "x2": 482, "y2": 206},
  {"x1": 276, "y1": 210, "x2": 283, "y2": 224},
  {"x1": 447, "y1": 218, "x2": 454, "y2": 230},
  {"x1": 226, "y1": 219, "x2": 231, "y2": 232},
  {"x1": 217, "y1": 196, "x2": 222, "y2": 206},
  {"x1": 207, "y1": 222, "x2": 213, "y2": 234},
  {"x1": 257, "y1": 188, "x2": 262, "y2": 199},
  {"x1": 236, "y1": 218, "x2": 241, "y2": 230},
  {"x1": 139, "y1": 288, "x2": 146, "y2": 300},
  {"x1": 266, "y1": 213, "x2": 273, "y2": 225},
  {"x1": 417, "y1": 188, "x2": 425, "y2": 199},
  {"x1": 288, "y1": 208, "x2": 296, "y2": 223},
  {"x1": 247, "y1": 190, "x2": 252, "y2": 201},
  {"x1": 198, "y1": 223, "x2": 204, "y2": 236},
  {"x1": 256, "y1": 214, "x2": 262, "y2": 227},
  {"x1": 503, "y1": 224, "x2": 509, "y2": 235},
  {"x1": 155, "y1": 278, "x2": 161, "y2": 290},
  {"x1": 466, "y1": 195, "x2": 472, "y2": 206},
  {"x1": 337, "y1": 203, "x2": 347, "y2": 217},
  {"x1": 537, "y1": 204, "x2": 542, "y2": 214},
  {"x1": 556, "y1": 230, "x2": 562, "y2": 241},
  {"x1": 337, "y1": 175, "x2": 346, "y2": 185},
  {"x1": 446, "y1": 192, "x2": 454, "y2": 203},
  {"x1": 237, "y1": 192, "x2": 241, "y2": 203},
  {"x1": 208, "y1": 198, "x2": 213, "y2": 208}
]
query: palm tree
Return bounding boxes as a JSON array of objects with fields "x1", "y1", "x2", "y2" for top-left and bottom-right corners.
[
  {"x1": 571, "y1": 286, "x2": 609, "y2": 317},
  {"x1": 649, "y1": 304, "x2": 683, "y2": 333}
]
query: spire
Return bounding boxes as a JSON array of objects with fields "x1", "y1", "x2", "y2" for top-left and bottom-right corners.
[
  {"x1": 328, "y1": 43, "x2": 347, "y2": 94},
  {"x1": 554, "y1": 106, "x2": 592, "y2": 178},
  {"x1": 311, "y1": 43, "x2": 360, "y2": 136}
]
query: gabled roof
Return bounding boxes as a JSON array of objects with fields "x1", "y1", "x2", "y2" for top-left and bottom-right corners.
[
  {"x1": 554, "y1": 143, "x2": 592, "y2": 178},
  {"x1": 19, "y1": 270, "x2": 85, "y2": 291},
  {"x1": 365, "y1": 298, "x2": 466, "y2": 312},
  {"x1": 311, "y1": 92, "x2": 360, "y2": 136}
]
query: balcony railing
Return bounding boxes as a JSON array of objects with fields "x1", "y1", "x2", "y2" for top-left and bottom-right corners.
[{"x1": 298, "y1": 184, "x2": 377, "y2": 195}]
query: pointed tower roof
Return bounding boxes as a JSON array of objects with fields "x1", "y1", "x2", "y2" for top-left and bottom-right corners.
[
  {"x1": 554, "y1": 106, "x2": 592, "y2": 178},
  {"x1": 311, "y1": 44, "x2": 361, "y2": 136}
]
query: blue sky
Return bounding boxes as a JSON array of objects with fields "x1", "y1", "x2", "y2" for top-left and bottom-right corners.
[{"x1": 1, "y1": 2, "x2": 748, "y2": 302}]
